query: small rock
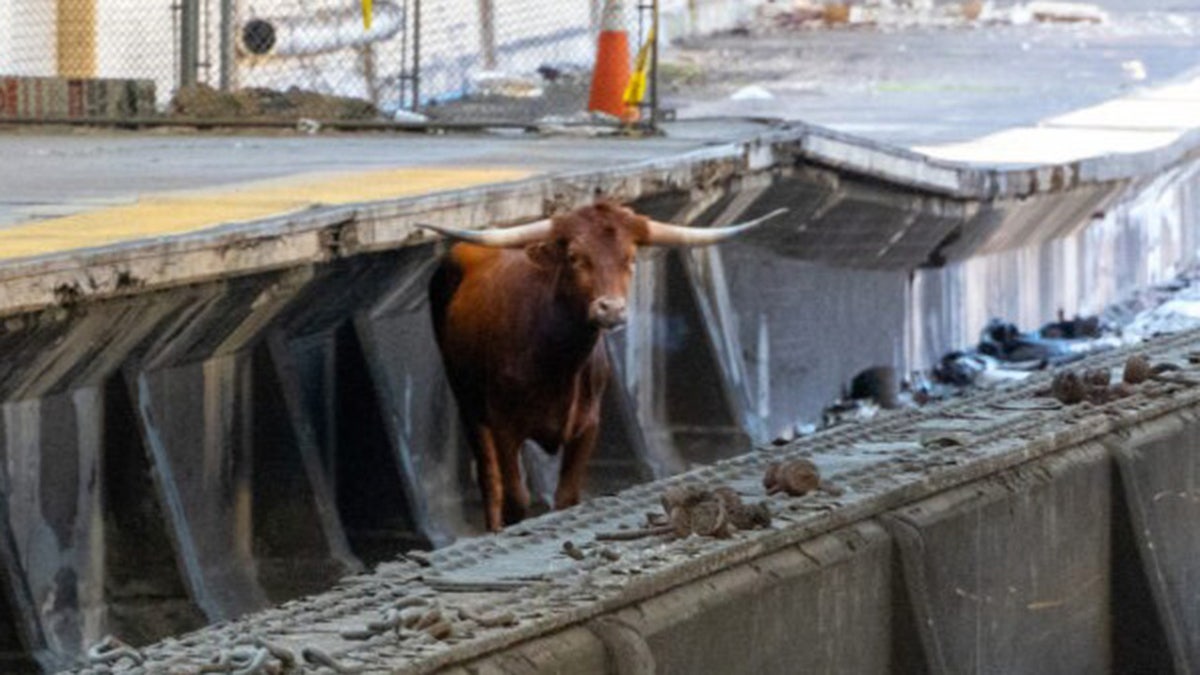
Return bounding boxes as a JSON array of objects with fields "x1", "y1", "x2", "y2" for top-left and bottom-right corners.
[
  {"x1": 1085, "y1": 384, "x2": 1112, "y2": 405},
  {"x1": 1051, "y1": 371, "x2": 1086, "y2": 404},
  {"x1": 764, "y1": 459, "x2": 822, "y2": 497},
  {"x1": 669, "y1": 505, "x2": 693, "y2": 538},
  {"x1": 1124, "y1": 355, "x2": 1151, "y2": 384},
  {"x1": 729, "y1": 502, "x2": 772, "y2": 530},
  {"x1": 661, "y1": 484, "x2": 709, "y2": 513},
  {"x1": 689, "y1": 499, "x2": 731, "y2": 538},
  {"x1": 712, "y1": 486, "x2": 744, "y2": 512},
  {"x1": 1110, "y1": 382, "x2": 1136, "y2": 399},
  {"x1": 820, "y1": 481, "x2": 846, "y2": 498},
  {"x1": 1082, "y1": 367, "x2": 1111, "y2": 388},
  {"x1": 425, "y1": 619, "x2": 454, "y2": 640},
  {"x1": 561, "y1": 541, "x2": 585, "y2": 561}
]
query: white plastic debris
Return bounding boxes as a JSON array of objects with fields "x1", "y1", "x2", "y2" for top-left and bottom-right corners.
[
  {"x1": 471, "y1": 71, "x2": 544, "y2": 98},
  {"x1": 1122, "y1": 60, "x2": 1148, "y2": 81},
  {"x1": 392, "y1": 109, "x2": 430, "y2": 123},
  {"x1": 729, "y1": 85, "x2": 775, "y2": 101}
]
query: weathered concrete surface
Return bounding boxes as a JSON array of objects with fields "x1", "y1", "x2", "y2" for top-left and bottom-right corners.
[{"x1": 61, "y1": 328, "x2": 1200, "y2": 674}]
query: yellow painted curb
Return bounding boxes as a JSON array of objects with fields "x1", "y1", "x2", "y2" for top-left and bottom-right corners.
[{"x1": 0, "y1": 167, "x2": 534, "y2": 260}]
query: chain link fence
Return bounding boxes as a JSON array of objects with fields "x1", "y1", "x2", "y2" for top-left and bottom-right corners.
[{"x1": 0, "y1": 0, "x2": 659, "y2": 127}]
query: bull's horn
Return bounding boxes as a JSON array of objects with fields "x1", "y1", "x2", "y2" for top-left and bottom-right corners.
[
  {"x1": 416, "y1": 219, "x2": 553, "y2": 247},
  {"x1": 643, "y1": 207, "x2": 788, "y2": 247}
]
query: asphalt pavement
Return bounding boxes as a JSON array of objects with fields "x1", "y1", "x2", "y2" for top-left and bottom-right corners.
[{"x1": 665, "y1": 1, "x2": 1200, "y2": 146}]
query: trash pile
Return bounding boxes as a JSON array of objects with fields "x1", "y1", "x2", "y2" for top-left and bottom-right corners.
[
  {"x1": 813, "y1": 269, "x2": 1200, "y2": 434},
  {"x1": 754, "y1": 0, "x2": 1109, "y2": 31}
]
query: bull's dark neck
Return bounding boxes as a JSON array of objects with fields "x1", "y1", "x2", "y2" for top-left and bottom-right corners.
[{"x1": 525, "y1": 271, "x2": 601, "y2": 373}]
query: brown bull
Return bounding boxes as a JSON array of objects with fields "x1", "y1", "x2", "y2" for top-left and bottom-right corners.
[{"x1": 421, "y1": 201, "x2": 785, "y2": 531}]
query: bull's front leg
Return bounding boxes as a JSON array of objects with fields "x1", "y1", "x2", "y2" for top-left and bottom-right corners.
[{"x1": 555, "y1": 424, "x2": 599, "y2": 510}]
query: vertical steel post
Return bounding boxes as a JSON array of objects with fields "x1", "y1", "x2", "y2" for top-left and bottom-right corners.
[
  {"x1": 650, "y1": 0, "x2": 659, "y2": 130},
  {"x1": 179, "y1": 0, "x2": 201, "y2": 89},
  {"x1": 412, "y1": 0, "x2": 422, "y2": 109},
  {"x1": 477, "y1": 0, "x2": 496, "y2": 70},
  {"x1": 218, "y1": 0, "x2": 234, "y2": 90}
]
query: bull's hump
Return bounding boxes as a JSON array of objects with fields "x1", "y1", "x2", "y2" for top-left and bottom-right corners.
[{"x1": 448, "y1": 242, "x2": 504, "y2": 270}]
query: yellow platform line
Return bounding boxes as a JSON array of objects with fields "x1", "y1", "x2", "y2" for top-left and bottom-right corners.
[{"x1": 0, "y1": 167, "x2": 534, "y2": 260}]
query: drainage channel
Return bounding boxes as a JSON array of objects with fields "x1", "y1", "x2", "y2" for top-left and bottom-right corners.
[{"x1": 69, "y1": 329, "x2": 1200, "y2": 674}]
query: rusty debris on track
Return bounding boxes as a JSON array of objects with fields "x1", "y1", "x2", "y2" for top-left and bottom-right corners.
[{"x1": 66, "y1": 330, "x2": 1200, "y2": 675}]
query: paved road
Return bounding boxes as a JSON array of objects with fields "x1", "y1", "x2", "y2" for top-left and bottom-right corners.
[
  {"x1": 0, "y1": 119, "x2": 769, "y2": 230},
  {"x1": 666, "y1": 3, "x2": 1200, "y2": 146}
]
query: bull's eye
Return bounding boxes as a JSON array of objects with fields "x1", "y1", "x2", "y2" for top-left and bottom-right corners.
[{"x1": 568, "y1": 252, "x2": 585, "y2": 268}]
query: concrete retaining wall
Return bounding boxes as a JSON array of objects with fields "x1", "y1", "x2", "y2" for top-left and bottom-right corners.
[{"x1": 452, "y1": 412, "x2": 1199, "y2": 673}]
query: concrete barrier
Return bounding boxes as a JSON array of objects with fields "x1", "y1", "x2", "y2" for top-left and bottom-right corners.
[
  {"x1": 58, "y1": 329, "x2": 1200, "y2": 674},
  {"x1": 0, "y1": 77, "x2": 156, "y2": 121}
]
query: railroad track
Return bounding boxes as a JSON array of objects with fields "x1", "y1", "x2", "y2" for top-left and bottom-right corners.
[{"x1": 70, "y1": 329, "x2": 1200, "y2": 675}]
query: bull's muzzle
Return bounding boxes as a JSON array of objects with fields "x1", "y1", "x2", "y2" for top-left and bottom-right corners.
[{"x1": 589, "y1": 296, "x2": 628, "y2": 329}]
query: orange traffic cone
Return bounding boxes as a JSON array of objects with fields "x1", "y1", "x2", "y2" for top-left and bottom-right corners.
[{"x1": 588, "y1": 0, "x2": 636, "y2": 122}]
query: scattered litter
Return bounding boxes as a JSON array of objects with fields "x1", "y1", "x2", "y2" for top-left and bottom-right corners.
[
  {"x1": 729, "y1": 85, "x2": 775, "y2": 101},
  {"x1": 471, "y1": 70, "x2": 544, "y2": 98},
  {"x1": 392, "y1": 109, "x2": 430, "y2": 123},
  {"x1": 535, "y1": 110, "x2": 623, "y2": 137},
  {"x1": 459, "y1": 605, "x2": 518, "y2": 628},
  {"x1": 1026, "y1": 1, "x2": 1108, "y2": 24},
  {"x1": 749, "y1": 0, "x2": 1107, "y2": 31},
  {"x1": 296, "y1": 117, "x2": 321, "y2": 134},
  {"x1": 1122, "y1": 60, "x2": 1148, "y2": 81}
]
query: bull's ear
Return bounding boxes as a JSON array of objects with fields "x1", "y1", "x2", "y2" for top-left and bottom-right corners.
[{"x1": 525, "y1": 241, "x2": 560, "y2": 269}]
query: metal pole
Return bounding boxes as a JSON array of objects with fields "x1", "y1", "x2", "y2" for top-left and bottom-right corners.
[
  {"x1": 218, "y1": 0, "x2": 234, "y2": 90},
  {"x1": 650, "y1": 0, "x2": 659, "y2": 130},
  {"x1": 412, "y1": 0, "x2": 422, "y2": 109},
  {"x1": 179, "y1": 0, "x2": 201, "y2": 89},
  {"x1": 477, "y1": 0, "x2": 496, "y2": 70}
]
